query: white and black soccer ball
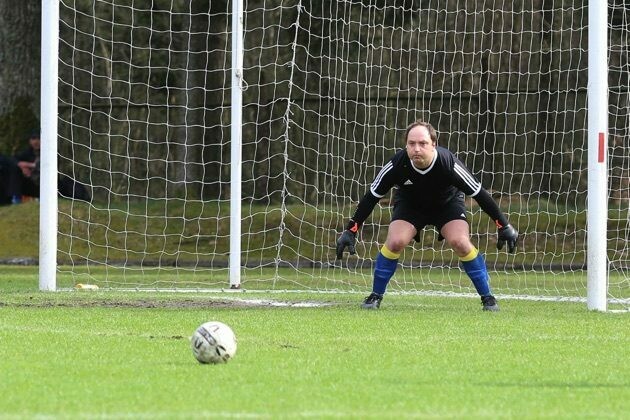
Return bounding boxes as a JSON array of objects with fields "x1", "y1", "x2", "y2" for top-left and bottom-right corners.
[{"x1": 190, "y1": 321, "x2": 237, "y2": 364}]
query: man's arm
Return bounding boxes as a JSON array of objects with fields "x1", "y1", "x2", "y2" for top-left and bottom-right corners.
[
  {"x1": 337, "y1": 155, "x2": 399, "y2": 259},
  {"x1": 472, "y1": 188, "x2": 508, "y2": 227},
  {"x1": 349, "y1": 192, "x2": 381, "y2": 227},
  {"x1": 336, "y1": 192, "x2": 380, "y2": 259},
  {"x1": 473, "y1": 188, "x2": 519, "y2": 253},
  {"x1": 17, "y1": 160, "x2": 36, "y2": 177}
]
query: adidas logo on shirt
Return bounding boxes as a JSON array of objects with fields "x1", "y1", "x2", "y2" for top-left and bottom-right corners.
[{"x1": 404, "y1": 179, "x2": 413, "y2": 185}]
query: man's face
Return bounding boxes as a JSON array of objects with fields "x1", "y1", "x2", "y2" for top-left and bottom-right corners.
[
  {"x1": 30, "y1": 136, "x2": 41, "y2": 151},
  {"x1": 405, "y1": 125, "x2": 435, "y2": 167}
]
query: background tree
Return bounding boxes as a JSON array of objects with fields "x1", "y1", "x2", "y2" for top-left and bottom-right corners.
[{"x1": 0, "y1": 0, "x2": 41, "y2": 155}]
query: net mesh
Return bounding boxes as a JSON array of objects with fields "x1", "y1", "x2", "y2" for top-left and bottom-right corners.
[{"x1": 55, "y1": 0, "x2": 629, "y2": 307}]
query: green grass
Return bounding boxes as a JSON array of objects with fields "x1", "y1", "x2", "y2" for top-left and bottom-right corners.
[
  {"x1": 2, "y1": 199, "x2": 627, "y2": 267},
  {"x1": 1, "y1": 267, "x2": 629, "y2": 418}
]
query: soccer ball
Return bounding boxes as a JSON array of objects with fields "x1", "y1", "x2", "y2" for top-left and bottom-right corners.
[{"x1": 190, "y1": 321, "x2": 237, "y2": 364}]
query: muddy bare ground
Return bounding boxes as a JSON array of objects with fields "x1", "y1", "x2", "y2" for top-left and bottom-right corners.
[{"x1": 0, "y1": 296, "x2": 333, "y2": 309}]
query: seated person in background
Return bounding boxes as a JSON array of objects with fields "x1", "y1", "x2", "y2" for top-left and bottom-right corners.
[
  {"x1": 15, "y1": 129, "x2": 41, "y2": 200},
  {"x1": 11, "y1": 129, "x2": 92, "y2": 203},
  {"x1": 16, "y1": 129, "x2": 91, "y2": 203}
]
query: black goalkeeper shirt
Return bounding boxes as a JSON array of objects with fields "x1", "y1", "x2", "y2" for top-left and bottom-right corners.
[
  {"x1": 371, "y1": 147, "x2": 480, "y2": 210},
  {"x1": 351, "y1": 146, "x2": 508, "y2": 227}
]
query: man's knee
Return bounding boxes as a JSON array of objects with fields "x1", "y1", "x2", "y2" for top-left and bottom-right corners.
[
  {"x1": 385, "y1": 231, "x2": 414, "y2": 253},
  {"x1": 385, "y1": 239, "x2": 407, "y2": 253},
  {"x1": 385, "y1": 220, "x2": 417, "y2": 253},
  {"x1": 448, "y1": 236, "x2": 473, "y2": 256}
]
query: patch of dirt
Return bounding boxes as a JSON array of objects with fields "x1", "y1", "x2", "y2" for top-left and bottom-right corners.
[{"x1": 1, "y1": 297, "x2": 333, "y2": 309}]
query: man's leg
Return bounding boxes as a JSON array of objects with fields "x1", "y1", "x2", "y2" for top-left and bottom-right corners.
[
  {"x1": 441, "y1": 219, "x2": 498, "y2": 311},
  {"x1": 362, "y1": 220, "x2": 415, "y2": 309},
  {"x1": 460, "y1": 247, "x2": 491, "y2": 296}
]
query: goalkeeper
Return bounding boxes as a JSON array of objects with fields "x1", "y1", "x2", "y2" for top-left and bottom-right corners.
[{"x1": 336, "y1": 120, "x2": 518, "y2": 311}]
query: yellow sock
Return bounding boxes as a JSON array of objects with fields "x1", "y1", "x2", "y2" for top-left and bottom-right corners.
[
  {"x1": 380, "y1": 245, "x2": 400, "y2": 260},
  {"x1": 459, "y1": 247, "x2": 478, "y2": 262}
]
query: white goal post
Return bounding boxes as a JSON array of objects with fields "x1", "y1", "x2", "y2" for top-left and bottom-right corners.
[
  {"x1": 586, "y1": 0, "x2": 608, "y2": 311},
  {"x1": 39, "y1": 0, "x2": 59, "y2": 292},
  {"x1": 40, "y1": 0, "x2": 629, "y2": 311}
]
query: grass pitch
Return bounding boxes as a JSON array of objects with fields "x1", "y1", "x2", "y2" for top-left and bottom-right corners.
[{"x1": 1, "y1": 267, "x2": 629, "y2": 418}]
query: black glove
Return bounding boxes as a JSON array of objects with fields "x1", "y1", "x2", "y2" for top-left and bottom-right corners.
[
  {"x1": 497, "y1": 224, "x2": 518, "y2": 253},
  {"x1": 336, "y1": 220, "x2": 359, "y2": 259}
]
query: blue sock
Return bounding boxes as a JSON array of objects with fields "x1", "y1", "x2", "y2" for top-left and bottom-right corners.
[
  {"x1": 460, "y1": 250, "x2": 492, "y2": 297},
  {"x1": 372, "y1": 247, "x2": 399, "y2": 295}
]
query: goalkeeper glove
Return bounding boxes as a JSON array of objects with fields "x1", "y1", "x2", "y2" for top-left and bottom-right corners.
[
  {"x1": 497, "y1": 224, "x2": 519, "y2": 253},
  {"x1": 336, "y1": 220, "x2": 360, "y2": 259}
]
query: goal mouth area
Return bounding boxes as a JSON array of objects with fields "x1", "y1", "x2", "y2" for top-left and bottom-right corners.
[
  {"x1": 50, "y1": 264, "x2": 629, "y2": 310},
  {"x1": 56, "y1": 286, "x2": 630, "y2": 308}
]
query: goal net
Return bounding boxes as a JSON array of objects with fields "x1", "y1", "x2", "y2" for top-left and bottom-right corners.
[{"x1": 53, "y1": 0, "x2": 629, "y2": 308}]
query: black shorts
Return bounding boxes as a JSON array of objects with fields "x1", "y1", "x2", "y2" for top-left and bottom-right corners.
[{"x1": 391, "y1": 193, "x2": 468, "y2": 241}]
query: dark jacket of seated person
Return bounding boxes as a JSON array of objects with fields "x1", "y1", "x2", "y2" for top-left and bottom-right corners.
[{"x1": 15, "y1": 130, "x2": 41, "y2": 198}]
